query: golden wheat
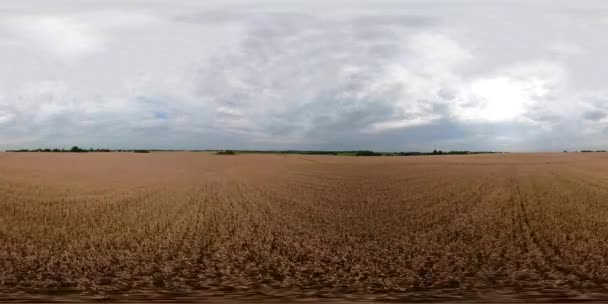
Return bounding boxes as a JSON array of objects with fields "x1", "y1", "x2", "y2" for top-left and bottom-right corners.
[{"x1": 1, "y1": 152, "x2": 608, "y2": 301}]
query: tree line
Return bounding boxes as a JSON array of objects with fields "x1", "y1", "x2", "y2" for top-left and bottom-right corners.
[
  {"x1": 6, "y1": 147, "x2": 500, "y2": 156},
  {"x1": 212, "y1": 150, "x2": 501, "y2": 156},
  {"x1": 7, "y1": 146, "x2": 149, "y2": 153}
]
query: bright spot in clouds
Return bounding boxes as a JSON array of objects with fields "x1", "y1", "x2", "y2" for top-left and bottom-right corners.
[{"x1": 468, "y1": 77, "x2": 534, "y2": 122}]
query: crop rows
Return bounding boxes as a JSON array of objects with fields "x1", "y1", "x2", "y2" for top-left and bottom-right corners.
[{"x1": 1, "y1": 152, "x2": 608, "y2": 301}]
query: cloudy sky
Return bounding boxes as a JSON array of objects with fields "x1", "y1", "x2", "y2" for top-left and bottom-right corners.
[{"x1": 1, "y1": 0, "x2": 607, "y2": 151}]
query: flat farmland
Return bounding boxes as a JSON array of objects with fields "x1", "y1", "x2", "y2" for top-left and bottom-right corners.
[{"x1": 2, "y1": 152, "x2": 608, "y2": 301}]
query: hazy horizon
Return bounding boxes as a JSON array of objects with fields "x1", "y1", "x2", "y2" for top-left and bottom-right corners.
[
  {"x1": 2, "y1": 147, "x2": 602, "y2": 153},
  {"x1": 1, "y1": 1, "x2": 607, "y2": 152}
]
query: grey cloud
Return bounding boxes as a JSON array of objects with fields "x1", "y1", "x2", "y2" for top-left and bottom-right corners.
[
  {"x1": 193, "y1": 16, "x2": 412, "y2": 143},
  {"x1": 352, "y1": 14, "x2": 437, "y2": 29},
  {"x1": 173, "y1": 11, "x2": 246, "y2": 25},
  {"x1": 2, "y1": 1, "x2": 608, "y2": 151},
  {"x1": 583, "y1": 110, "x2": 607, "y2": 121}
]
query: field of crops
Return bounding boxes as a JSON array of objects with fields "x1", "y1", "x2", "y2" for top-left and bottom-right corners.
[{"x1": 2, "y1": 152, "x2": 608, "y2": 301}]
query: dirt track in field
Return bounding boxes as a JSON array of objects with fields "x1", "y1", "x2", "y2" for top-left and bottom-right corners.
[{"x1": 2, "y1": 152, "x2": 608, "y2": 302}]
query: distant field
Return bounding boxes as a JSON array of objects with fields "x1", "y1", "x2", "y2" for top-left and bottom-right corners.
[{"x1": 2, "y1": 152, "x2": 608, "y2": 301}]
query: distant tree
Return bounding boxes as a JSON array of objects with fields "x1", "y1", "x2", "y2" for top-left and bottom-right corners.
[
  {"x1": 447, "y1": 151, "x2": 469, "y2": 155},
  {"x1": 355, "y1": 150, "x2": 381, "y2": 156},
  {"x1": 216, "y1": 150, "x2": 236, "y2": 155},
  {"x1": 70, "y1": 146, "x2": 87, "y2": 153}
]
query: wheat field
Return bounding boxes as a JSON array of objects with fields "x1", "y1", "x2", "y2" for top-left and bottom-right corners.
[{"x1": 2, "y1": 152, "x2": 608, "y2": 301}]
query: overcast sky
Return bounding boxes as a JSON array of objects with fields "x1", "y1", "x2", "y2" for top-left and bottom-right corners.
[{"x1": 1, "y1": 0, "x2": 607, "y2": 151}]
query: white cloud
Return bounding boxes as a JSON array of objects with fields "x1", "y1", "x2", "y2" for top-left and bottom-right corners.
[
  {"x1": 2, "y1": 16, "x2": 103, "y2": 58},
  {"x1": 367, "y1": 116, "x2": 440, "y2": 133},
  {"x1": 547, "y1": 42, "x2": 584, "y2": 56},
  {"x1": 0, "y1": 93, "x2": 15, "y2": 126},
  {"x1": 0, "y1": 11, "x2": 162, "y2": 60},
  {"x1": 458, "y1": 62, "x2": 566, "y2": 123},
  {"x1": 404, "y1": 32, "x2": 473, "y2": 71}
]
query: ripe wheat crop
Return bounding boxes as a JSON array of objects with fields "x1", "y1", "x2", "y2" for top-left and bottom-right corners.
[{"x1": 1, "y1": 152, "x2": 608, "y2": 301}]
